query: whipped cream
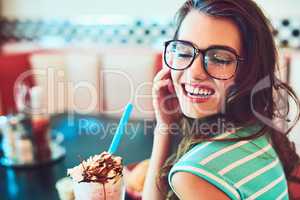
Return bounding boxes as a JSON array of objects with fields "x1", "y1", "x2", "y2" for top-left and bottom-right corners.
[{"x1": 68, "y1": 152, "x2": 123, "y2": 184}]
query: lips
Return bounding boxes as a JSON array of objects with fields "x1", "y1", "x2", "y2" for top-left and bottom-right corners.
[{"x1": 181, "y1": 83, "x2": 216, "y2": 103}]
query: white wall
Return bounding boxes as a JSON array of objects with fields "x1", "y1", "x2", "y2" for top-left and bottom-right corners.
[
  {"x1": 255, "y1": 0, "x2": 300, "y2": 19},
  {"x1": 0, "y1": 0, "x2": 183, "y2": 19},
  {"x1": 289, "y1": 51, "x2": 300, "y2": 154},
  {"x1": 1, "y1": 0, "x2": 300, "y2": 19}
]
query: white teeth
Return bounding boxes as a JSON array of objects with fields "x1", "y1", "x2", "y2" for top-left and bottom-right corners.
[
  {"x1": 199, "y1": 89, "x2": 209, "y2": 95},
  {"x1": 185, "y1": 85, "x2": 193, "y2": 93},
  {"x1": 184, "y1": 84, "x2": 213, "y2": 96}
]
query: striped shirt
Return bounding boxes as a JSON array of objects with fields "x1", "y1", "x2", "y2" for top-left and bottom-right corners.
[{"x1": 169, "y1": 124, "x2": 289, "y2": 200}]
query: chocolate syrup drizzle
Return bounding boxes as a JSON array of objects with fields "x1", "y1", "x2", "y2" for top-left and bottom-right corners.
[
  {"x1": 76, "y1": 152, "x2": 123, "y2": 200},
  {"x1": 79, "y1": 152, "x2": 123, "y2": 184}
]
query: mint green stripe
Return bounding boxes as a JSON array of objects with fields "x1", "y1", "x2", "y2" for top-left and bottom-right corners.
[
  {"x1": 169, "y1": 123, "x2": 287, "y2": 200},
  {"x1": 204, "y1": 141, "x2": 272, "y2": 172},
  {"x1": 178, "y1": 126, "x2": 249, "y2": 162},
  {"x1": 179, "y1": 124, "x2": 264, "y2": 162},
  {"x1": 169, "y1": 161, "x2": 241, "y2": 200},
  {"x1": 182, "y1": 141, "x2": 233, "y2": 163},
  {"x1": 224, "y1": 155, "x2": 278, "y2": 183},
  {"x1": 258, "y1": 178, "x2": 288, "y2": 200},
  {"x1": 181, "y1": 129, "x2": 270, "y2": 165},
  {"x1": 239, "y1": 166, "x2": 284, "y2": 196}
]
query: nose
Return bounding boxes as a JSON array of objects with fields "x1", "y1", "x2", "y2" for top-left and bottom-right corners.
[{"x1": 186, "y1": 54, "x2": 209, "y2": 80}]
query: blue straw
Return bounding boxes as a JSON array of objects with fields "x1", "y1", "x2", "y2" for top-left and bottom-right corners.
[{"x1": 108, "y1": 103, "x2": 133, "y2": 154}]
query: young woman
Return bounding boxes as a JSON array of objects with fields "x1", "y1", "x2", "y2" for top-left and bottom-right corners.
[{"x1": 143, "y1": 0, "x2": 300, "y2": 199}]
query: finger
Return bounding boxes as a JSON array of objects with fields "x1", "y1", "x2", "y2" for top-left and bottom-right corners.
[
  {"x1": 153, "y1": 79, "x2": 171, "y2": 93},
  {"x1": 167, "y1": 81, "x2": 175, "y2": 93},
  {"x1": 153, "y1": 67, "x2": 171, "y2": 82},
  {"x1": 162, "y1": 62, "x2": 169, "y2": 70},
  {"x1": 153, "y1": 67, "x2": 170, "y2": 82}
]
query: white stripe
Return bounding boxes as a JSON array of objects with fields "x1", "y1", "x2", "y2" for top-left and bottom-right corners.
[
  {"x1": 276, "y1": 189, "x2": 288, "y2": 200},
  {"x1": 234, "y1": 158, "x2": 279, "y2": 188},
  {"x1": 180, "y1": 131, "x2": 233, "y2": 161},
  {"x1": 171, "y1": 165, "x2": 241, "y2": 200},
  {"x1": 200, "y1": 141, "x2": 249, "y2": 165},
  {"x1": 245, "y1": 175, "x2": 285, "y2": 200},
  {"x1": 219, "y1": 144, "x2": 272, "y2": 175}
]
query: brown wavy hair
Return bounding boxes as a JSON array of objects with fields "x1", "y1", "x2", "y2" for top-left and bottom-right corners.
[{"x1": 158, "y1": 0, "x2": 300, "y2": 199}]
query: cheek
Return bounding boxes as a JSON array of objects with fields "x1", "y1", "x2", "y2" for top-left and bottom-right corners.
[{"x1": 215, "y1": 79, "x2": 235, "y2": 95}]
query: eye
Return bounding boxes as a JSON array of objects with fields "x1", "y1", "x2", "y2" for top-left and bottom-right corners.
[
  {"x1": 206, "y1": 49, "x2": 236, "y2": 65},
  {"x1": 211, "y1": 56, "x2": 233, "y2": 64},
  {"x1": 175, "y1": 53, "x2": 193, "y2": 58},
  {"x1": 169, "y1": 48, "x2": 193, "y2": 59}
]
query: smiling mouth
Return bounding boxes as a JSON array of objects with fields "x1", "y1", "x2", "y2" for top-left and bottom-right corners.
[{"x1": 182, "y1": 83, "x2": 216, "y2": 102}]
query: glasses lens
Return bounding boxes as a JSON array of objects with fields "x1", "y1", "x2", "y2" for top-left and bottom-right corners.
[
  {"x1": 205, "y1": 49, "x2": 237, "y2": 79},
  {"x1": 165, "y1": 41, "x2": 194, "y2": 70}
]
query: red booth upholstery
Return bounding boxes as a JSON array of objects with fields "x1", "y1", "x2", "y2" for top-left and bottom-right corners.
[{"x1": 0, "y1": 53, "x2": 35, "y2": 114}]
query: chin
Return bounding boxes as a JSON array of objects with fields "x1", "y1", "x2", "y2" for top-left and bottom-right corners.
[
  {"x1": 180, "y1": 102, "x2": 219, "y2": 119},
  {"x1": 178, "y1": 92, "x2": 221, "y2": 119}
]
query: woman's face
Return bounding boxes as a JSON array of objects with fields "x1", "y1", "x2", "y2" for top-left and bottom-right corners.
[{"x1": 171, "y1": 10, "x2": 242, "y2": 119}]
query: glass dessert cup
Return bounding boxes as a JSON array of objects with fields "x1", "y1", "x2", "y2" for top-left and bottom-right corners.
[
  {"x1": 73, "y1": 178, "x2": 125, "y2": 200},
  {"x1": 68, "y1": 152, "x2": 124, "y2": 200}
]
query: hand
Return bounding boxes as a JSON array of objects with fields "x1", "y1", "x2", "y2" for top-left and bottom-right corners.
[
  {"x1": 152, "y1": 67, "x2": 182, "y2": 127},
  {"x1": 144, "y1": 67, "x2": 179, "y2": 200}
]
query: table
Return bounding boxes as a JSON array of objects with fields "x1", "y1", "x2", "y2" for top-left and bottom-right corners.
[{"x1": 0, "y1": 113, "x2": 155, "y2": 200}]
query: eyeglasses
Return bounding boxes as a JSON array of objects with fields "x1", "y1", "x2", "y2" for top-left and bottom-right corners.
[{"x1": 164, "y1": 40, "x2": 244, "y2": 80}]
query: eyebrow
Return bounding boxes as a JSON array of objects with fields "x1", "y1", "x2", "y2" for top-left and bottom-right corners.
[
  {"x1": 206, "y1": 45, "x2": 239, "y2": 54},
  {"x1": 178, "y1": 39, "x2": 240, "y2": 55}
]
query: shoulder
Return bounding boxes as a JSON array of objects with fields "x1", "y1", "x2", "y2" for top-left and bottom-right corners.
[
  {"x1": 169, "y1": 124, "x2": 288, "y2": 200},
  {"x1": 172, "y1": 171, "x2": 231, "y2": 200}
]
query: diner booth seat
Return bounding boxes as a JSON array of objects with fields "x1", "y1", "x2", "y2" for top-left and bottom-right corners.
[
  {"x1": 0, "y1": 52, "x2": 35, "y2": 115},
  {"x1": 29, "y1": 47, "x2": 159, "y2": 119},
  {"x1": 98, "y1": 46, "x2": 158, "y2": 119},
  {"x1": 29, "y1": 50, "x2": 102, "y2": 114},
  {"x1": 0, "y1": 41, "x2": 161, "y2": 119}
]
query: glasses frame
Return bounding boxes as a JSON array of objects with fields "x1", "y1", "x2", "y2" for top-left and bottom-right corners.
[{"x1": 164, "y1": 39, "x2": 244, "y2": 80}]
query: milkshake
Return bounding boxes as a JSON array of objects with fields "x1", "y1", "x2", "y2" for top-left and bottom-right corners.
[{"x1": 68, "y1": 152, "x2": 124, "y2": 200}]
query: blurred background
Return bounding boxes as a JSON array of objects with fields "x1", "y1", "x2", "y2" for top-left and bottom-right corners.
[
  {"x1": 1, "y1": 0, "x2": 299, "y2": 145},
  {"x1": 0, "y1": 0, "x2": 300, "y2": 200},
  {"x1": 0, "y1": 0, "x2": 299, "y2": 118}
]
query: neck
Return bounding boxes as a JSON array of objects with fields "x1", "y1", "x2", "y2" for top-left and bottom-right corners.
[{"x1": 182, "y1": 113, "x2": 233, "y2": 137}]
